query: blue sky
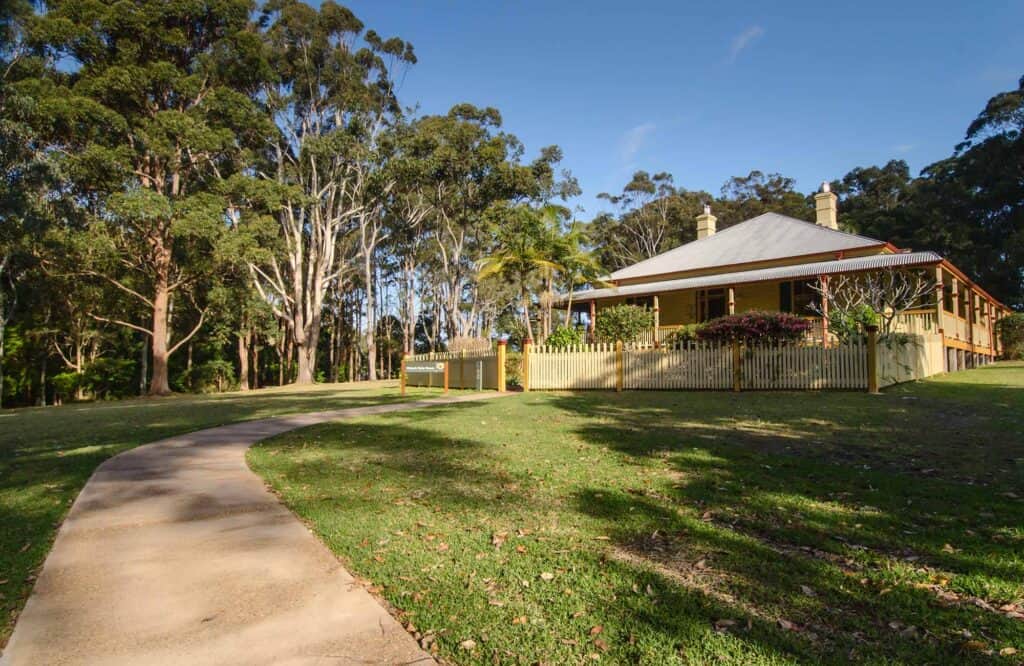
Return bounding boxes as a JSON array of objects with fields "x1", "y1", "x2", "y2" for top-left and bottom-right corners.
[{"x1": 335, "y1": 0, "x2": 1023, "y2": 217}]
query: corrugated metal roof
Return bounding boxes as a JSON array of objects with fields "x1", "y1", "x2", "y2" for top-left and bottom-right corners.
[
  {"x1": 609, "y1": 212, "x2": 886, "y2": 281},
  {"x1": 564, "y1": 251, "x2": 942, "y2": 303}
]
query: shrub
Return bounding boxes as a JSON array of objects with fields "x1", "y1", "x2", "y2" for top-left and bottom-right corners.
[
  {"x1": 662, "y1": 323, "x2": 704, "y2": 347},
  {"x1": 544, "y1": 325, "x2": 584, "y2": 348},
  {"x1": 82, "y1": 358, "x2": 137, "y2": 399},
  {"x1": 696, "y1": 311, "x2": 812, "y2": 344},
  {"x1": 179, "y1": 359, "x2": 236, "y2": 393},
  {"x1": 505, "y1": 350, "x2": 523, "y2": 388},
  {"x1": 828, "y1": 304, "x2": 879, "y2": 342},
  {"x1": 51, "y1": 372, "x2": 82, "y2": 403},
  {"x1": 594, "y1": 304, "x2": 654, "y2": 343},
  {"x1": 995, "y1": 312, "x2": 1024, "y2": 359}
]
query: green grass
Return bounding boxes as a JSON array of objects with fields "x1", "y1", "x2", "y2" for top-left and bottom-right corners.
[
  {"x1": 0, "y1": 381, "x2": 436, "y2": 645},
  {"x1": 250, "y1": 363, "x2": 1024, "y2": 665}
]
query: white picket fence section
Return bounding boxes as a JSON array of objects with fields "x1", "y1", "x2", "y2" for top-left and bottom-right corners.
[
  {"x1": 742, "y1": 340, "x2": 867, "y2": 390},
  {"x1": 528, "y1": 343, "x2": 618, "y2": 390},
  {"x1": 524, "y1": 338, "x2": 932, "y2": 391},
  {"x1": 624, "y1": 343, "x2": 733, "y2": 390}
]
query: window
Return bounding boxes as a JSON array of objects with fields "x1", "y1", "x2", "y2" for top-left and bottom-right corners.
[
  {"x1": 625, "y1": 296, "x2": 654, "y2": 309},
  {"x1": 697, "y1": 289, "x2": 727, "y2": 322},
  {"x1": 958, "y1": 287, "x2": 970, "y2": 320},
  {"x1": 779, "y1": 281, "x2": 819, "y2": 314},
  {"x1": 970, "y1": 293, "x2": 978, "y2": 324}
]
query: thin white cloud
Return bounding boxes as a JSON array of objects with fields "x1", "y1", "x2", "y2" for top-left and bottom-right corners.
[
  {"x1": 728, "y1": 25, "x2": 764, "y2": 63},
  {"x1": 894, "y1": 144, "x2": 914, "y2": 154},
  {"x1": 619, "y1": 122, "x2": 656, "y2": 163}
]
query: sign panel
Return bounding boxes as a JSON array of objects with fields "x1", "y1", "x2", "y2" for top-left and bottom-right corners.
[{"x1": 406, "y1": 362, "x2": 445, "y2": 373}]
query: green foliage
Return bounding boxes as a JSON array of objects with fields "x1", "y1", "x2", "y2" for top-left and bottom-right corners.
[
  {"x1": 544, "y1": 325, "x2": 584, "y2": 348},
  {"x1": 995, "y1": 312, "x2": 1024, "y2": 359},
  {"x1": 593, "y1": 304, "x2": 654, "y2": 343},
  {"x1": 178, "y1": 359, "x2": 236, "y2": 393},
  {"x1": 50, "y1": 372, "x2": 81, "y2": 402},
  {"x1": 504, "y1": 350, "x2": 523, "y2": 388},
  {"x1": 828, "y1": 304, "x2": 880, "y2": 343},
  {"x1": 81, "y1": 358, "x2": 137, "y2": 400},
  {"x1": 662, "y1": 323, "x2": 704, "y2": 347}
]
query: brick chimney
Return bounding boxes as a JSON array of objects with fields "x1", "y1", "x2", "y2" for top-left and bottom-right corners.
[
  {"x1": 814, "y1": 181, "x2": 838, "y2": 230},
  {"x1": 696, "y1": 204, "x2": 716, "y2": 239}
]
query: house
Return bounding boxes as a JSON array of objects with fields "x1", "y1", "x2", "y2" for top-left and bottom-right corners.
[{"x1": 565, "y1": 184, "x2": 1010, "y2": 368}]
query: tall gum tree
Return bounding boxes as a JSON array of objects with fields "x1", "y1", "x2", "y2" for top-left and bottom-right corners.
[
  {"x1": 251, "y1": 0, "x2": 414, "y2": 384},
  {"x1": 31, "y1": 0, "x2": 269, "y2": 394}
]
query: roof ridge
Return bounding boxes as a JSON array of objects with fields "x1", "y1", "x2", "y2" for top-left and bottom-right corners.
[{"x1": 608, "y1": 210, "x2": 888, "y2": 280}]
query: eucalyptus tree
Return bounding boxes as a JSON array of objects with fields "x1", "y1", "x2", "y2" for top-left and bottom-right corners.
[
  {"x1": 250, "y1": 0, "x2": 414, "y2": 384},
  {"x1": 29, "y1": 0, "x2": 270, "y2": 394},
  {"x1": 594, "y1": 171, "x2": 678, "y2": 267}
]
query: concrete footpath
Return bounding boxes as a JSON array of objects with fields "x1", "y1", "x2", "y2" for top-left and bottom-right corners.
[{"x1": 2, "y1": 392, "x2": 506, "y2": 666}]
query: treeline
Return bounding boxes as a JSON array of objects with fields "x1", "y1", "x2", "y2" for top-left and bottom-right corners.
[{"x1": 0, "y1": 1, "x2": 1020, "y2": 408}]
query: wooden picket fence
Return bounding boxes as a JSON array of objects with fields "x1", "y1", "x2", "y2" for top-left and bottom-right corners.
[
  {"x1": 624, "y1": 343, "x2": 734, "y2": 390},
  {"x1": 742, "y1": 340, "x2": 867, "y2": 390},
  {"x1": 527, "y1": 343, "x2": 618, "y2": 390},
  {"x1": 523, "y1": 335, "x2": 940, "y2": 392}
]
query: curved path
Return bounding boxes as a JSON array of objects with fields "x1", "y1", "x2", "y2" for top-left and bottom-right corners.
[{"x1": 2, "y1": 392, "x2": 505, "y2": 666}]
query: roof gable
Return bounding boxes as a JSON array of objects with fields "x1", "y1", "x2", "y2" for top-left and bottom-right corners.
[{"x1": 608, "y1": 213, "x2": 886, "y2": 281}]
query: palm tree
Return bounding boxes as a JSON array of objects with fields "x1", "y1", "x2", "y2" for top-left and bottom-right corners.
[
  {"x1": 478, "y1": 204, "x2": 562, "y2": 344},
  {"x1": 557, "y1": 222, "x2": 611, "y2": 328}
]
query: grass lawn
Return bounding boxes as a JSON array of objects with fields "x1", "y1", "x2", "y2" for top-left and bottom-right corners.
[
  {"x1": 0, "y1": 381, "x2": 434, "y2": 645},
  {"x1": 250, "y1": 363, "x2": 1024, "y2": 665}
]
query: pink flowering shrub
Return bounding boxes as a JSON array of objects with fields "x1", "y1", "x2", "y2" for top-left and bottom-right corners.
[{"x1": 696, "y1": 311, "x2": 812, "y2": 343}]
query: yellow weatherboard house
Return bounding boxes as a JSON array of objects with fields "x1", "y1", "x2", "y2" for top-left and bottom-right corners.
[{"x1": 567, "y1": 183, "x2": 1011, "y2": 369}]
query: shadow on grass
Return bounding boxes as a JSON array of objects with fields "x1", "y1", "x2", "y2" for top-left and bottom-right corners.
[
  {"x1": 542, "y1": 372, "x2": 1024, "y2": 662},
  {"x1": 253, "y1": 376, "x2": 1023, "y2": 663}
]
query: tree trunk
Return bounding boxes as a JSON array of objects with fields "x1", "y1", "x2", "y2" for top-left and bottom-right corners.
[
  {"x1": 0, "y1": 309, "x2": 6, "y2": 410},
  {"x1": 238, "y1": 329, "x2": 251, "y2": 391},
  {"x1": 295, "y1": 338, "x2": 317, "y2": 384},
  {"x1": 148, "y1": 265, "x2": 172, "y2": 396},
  {"x1": 139, "y1": 336, "x2": 148, "y2": 396},
  {"x1": 37, "y1": 353, "x2": 47, "y2": 407},
  {"x1": 328, "y1": 320, "x2": 337, "y2": 383},
  {"x1": 364, "y1": 254, "x2": 377, "y2": 382},
  {"x1": 522, "y1": 284, "x2": 535, "y2": 343},
  {"x1": 252, "y1": 343, "x2": 261, "y2": 389}
]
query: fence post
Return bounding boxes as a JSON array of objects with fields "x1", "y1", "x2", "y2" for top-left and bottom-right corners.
[
  {"x1": 497, "y1": 340, "x2": 507, "y2": 392},
  {"x1": 400, "y1": 353, "x2": 407, "y2": 396},
  {"x1": 460, "y1": 349, "x2": 466, "y2": 389},
  {"x1": 523, "y1": 340, "x2": 532, "y2": 392},
  {"x1": 443, "y1": 360, "x2": 450, "y2": 394},
  {"x1": 615, "y1": 340, "x2": 624, "y2": 391},
  {"x1": 866, "y1": 325, "x2": 879, "y2": 394},
  {"x1": 731, "y1": 340, "x2": 742, "y2": 392}
]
